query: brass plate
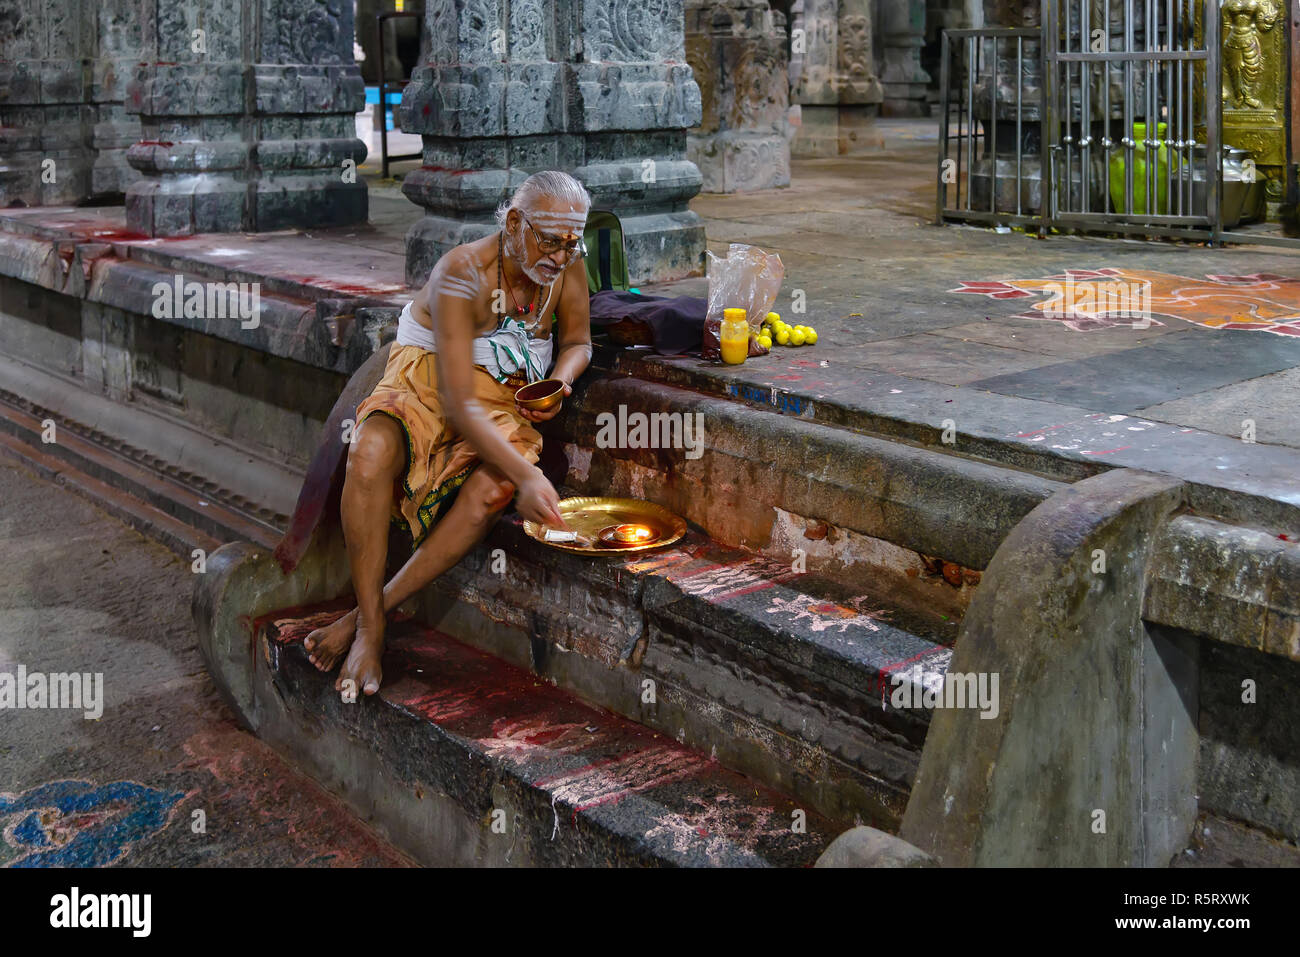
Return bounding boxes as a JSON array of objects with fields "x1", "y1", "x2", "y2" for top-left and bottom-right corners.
[{"x1": 523, "y1": 497, "x2": 687, "y2": 554}]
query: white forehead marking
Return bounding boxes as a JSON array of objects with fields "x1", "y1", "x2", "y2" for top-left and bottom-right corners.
[{"x1": 527, "y1": 210, "x2": 588, "y2": 232}]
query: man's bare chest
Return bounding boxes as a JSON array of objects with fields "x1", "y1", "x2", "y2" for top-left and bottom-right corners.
[{"x1": 416, "y1": 282, "x2": 555, "y2": 341}]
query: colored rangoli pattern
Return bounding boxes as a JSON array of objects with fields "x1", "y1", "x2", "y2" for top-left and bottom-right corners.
[
  {"x1": 953, "y1": 269, "x2": 1300, "y2": 336},
  {"x1": 1, "y1": 779, "x2": 185, "y2": 867}
]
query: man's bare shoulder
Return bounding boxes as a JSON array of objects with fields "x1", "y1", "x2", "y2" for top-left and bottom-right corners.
[
  {"x1": 424, "y1": 244, "x2": 490, "y2": 306},
  {"x1": 428, "y1": 244, "x2": 482, "y2": 284}
]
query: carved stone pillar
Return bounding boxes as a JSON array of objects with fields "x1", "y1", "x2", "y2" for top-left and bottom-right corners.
[
  {"x1": 90, "y1": 0, "x2": 145, "y2": 197},
  {"x1": 399, "y1": 0, "x2": 706, "y2": 288},
  {"x1": 0, "y1": 1, "x2": 97, "y2": 205},
  {"x1": 685, "y1": 0, "x2": 792, "y2": 192},
  {"x1": 126, "y1": 0, "x2": 368, "y2": 236},
  {"x1": 789, "y1": 0, "x2": 881, "y2": 157},
  {"x1": 835, "y1": 0, "x2": 883, "y2": 148},
  {"x1": 879, "y1": 0, "x2": 930, "y2": 116}
]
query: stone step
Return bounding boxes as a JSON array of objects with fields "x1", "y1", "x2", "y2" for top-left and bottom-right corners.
[
  {"x1": 415, "y1": 513, "x2": 953, "y2": 831},
  {"x1": 247, "y1": 599, "x2": 840, "y2": 867},
  {"x1": 554, "y1": 369, "x2": 1064, "y2": 632},
  {"x1": 0, "y1": 427, "x2": 222, "y2": 560},
  {"x1": 0, "y1": 380, "x2": 285, "y2": 555}
]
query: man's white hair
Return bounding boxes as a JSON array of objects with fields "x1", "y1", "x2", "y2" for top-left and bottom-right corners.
[{"x1": 494, "y1": 170, "x2": 592, "y2": 233}]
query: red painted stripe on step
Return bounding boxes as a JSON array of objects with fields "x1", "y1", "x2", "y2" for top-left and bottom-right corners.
[
  {"x1": 259, "y1": 602, "x2": 839, "y2": 862},
  {"x1": 874, "y1": 645, "x2": 952, "y2": 702},
  {"x1": 575, "y1": 762, "x2": 709, "y2": 812},
  {"x1": 712, "y1": 580, "x2": 777, "y2": 601},
  {"x1": 878, "y1": 644, "x2": 949, "y2": 676},
  {"x1": 533, "y1": 753, "x2": 635, "y2": 788}
]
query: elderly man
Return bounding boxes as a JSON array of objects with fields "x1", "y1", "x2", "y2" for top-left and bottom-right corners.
[{"x1": 303, "y1": 170, "x2": 593, "y2": 696}]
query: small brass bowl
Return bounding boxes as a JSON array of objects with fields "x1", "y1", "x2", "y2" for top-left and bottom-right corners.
[
  {"x1": 614, "y1": 523, "x2": 654, "y2": 543},
  {"x1": 515, "y1": 377, "x2": 566, "y2": 412},
  {"x1": 598, "y1": 523, "x2": 661, "y2": 547}
]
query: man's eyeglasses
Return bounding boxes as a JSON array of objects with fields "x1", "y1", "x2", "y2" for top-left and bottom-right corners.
[{"x1": 524, "y1": 216, "x2": 587, "y2": 259}]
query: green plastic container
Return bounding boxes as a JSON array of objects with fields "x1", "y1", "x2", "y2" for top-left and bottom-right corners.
[{"x1": 1109, "y1": 122, "x2": 1174, "y2": 216}]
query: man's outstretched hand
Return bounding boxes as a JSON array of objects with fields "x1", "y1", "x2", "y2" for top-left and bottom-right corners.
[
  {"x1": 515, "y1": 382, "x2": 572, "y2": 423},
  {"x1": 515, "y1": 468, "x2": 569, "y2": 531}
]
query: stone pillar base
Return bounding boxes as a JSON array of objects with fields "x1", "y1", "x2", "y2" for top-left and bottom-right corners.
[
  {"x1": 0, "y1": 101, "x2": 95, "y2": 207},
  {"x1": 405, "y1": 208, "x2": 706, "y2": 289},
  {"x1": 403, "y1": 152, "x2": 706, "y2": 287},
  {"x1": 618, "y1": 209, "x2": 708, "y2": 286},
  {"x1": 124, "y1": 7, "x2": 368, "y2": 237},
  {"x1": 791, "y1": 104, "x2": 883, "y2": 157},
  {"x1": 127, "y1": 176, "x2": 249, "y2": 235},
  {"x1": 89, "y1": 55, "x2": 143, "y2": 198},
  {"x1": 127, "y1": 166, "x2": 367, "y2": 237},
  {"x1": 90, "y1": 105, "x2": 142, "y2": 197},
  {"x1": 403, "y1": 216, "x2": 498, "y2": 290},
  {"x1": 882, "y1": 85, "x2": 932, "y2": 118},
  {"x1": 398, "y1": 3, "x2": 704, "y2": 288},
  {"x1": 689, "y1": 132, "x2": 791, "y2": 193}
]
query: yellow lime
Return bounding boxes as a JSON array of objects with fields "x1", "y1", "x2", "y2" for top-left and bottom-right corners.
[
  {"x1": 766, "y1": 312, "x2": 781, "y2": 324},
  {"x1": 757, "y1": 334, "x2": 772, "y2": 349},
  {"x1": 790, "y1": 328, "x2": 806, "y2": 346},
  {"x1": 805, "y1": 328, "x2": 818, "y2": 344},
  {"x1": 775, "y1": 328, "x2": 791, "y2": 346}
]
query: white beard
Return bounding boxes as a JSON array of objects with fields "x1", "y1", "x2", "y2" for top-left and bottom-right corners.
[{"x1": 505, "y1": 228, "x2": 558, "y2": 286}]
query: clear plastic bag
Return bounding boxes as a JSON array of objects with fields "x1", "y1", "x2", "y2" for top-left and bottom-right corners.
[{"x1": 701, "y1": 243, "x2": 785, "y2": 360}]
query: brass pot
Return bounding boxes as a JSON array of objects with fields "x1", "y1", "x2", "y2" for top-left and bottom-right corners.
[{"x1": 514, "y1": 377, "x2": 566, "y2": 412}]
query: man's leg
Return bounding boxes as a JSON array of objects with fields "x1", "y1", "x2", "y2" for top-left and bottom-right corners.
[
  {"x1": 380, "y1": 462, "x2": 518, "y2": 610},
  {"x1": 302, "y1": 414, "x2": 404, "y2": 688},
  {"x1": 329, "y1": 460, "x2": 519, "y2": 694}
]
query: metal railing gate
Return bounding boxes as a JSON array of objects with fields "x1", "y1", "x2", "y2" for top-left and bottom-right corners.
[
  {"x1": 938, "y1": 1, "x2": 1300, "y2": 248},
  {"x1": 936, "y1": 27, "x2": 1045, "y2": 230},
  {"x1": 1044, "y1": 0, "x2": 1220, "y2": 239}
]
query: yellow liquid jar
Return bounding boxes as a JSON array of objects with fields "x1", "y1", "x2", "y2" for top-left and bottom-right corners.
[{"x1": 720, "y1": 307, "x2": 749, "y2": 365}]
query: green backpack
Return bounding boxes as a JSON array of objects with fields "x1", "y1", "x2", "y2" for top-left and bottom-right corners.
[{"x1": 584, "y1": 209, "x2": 632, "y2": 294}]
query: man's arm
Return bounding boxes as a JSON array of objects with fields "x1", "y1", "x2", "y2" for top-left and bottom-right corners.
[
  {"x1": 551, "y1": 257, "x2": 593, "y2": 386},
  {"x1": 429, "y1": 253, "x2": 544, "y2": 491}
]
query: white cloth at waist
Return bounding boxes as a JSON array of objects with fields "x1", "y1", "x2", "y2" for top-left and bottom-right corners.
[{"x1": 394, "y1": 300, "x2": 554, "y2": 384}]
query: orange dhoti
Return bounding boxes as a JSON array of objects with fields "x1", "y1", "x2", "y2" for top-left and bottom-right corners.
[{"x1": 354, "y1": 344, "x2": 543, "y2": 547}]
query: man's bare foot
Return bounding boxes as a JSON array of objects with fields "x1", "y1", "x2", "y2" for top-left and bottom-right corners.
[
  {"x1": 335, "y1": 612, "x2": 385, "y2": 697},
  {"x1": 303, "y1": 609, "x2": 358, "y2": 672}
]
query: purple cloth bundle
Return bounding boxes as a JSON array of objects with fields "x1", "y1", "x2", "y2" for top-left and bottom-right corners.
[{"x1": 588, "y1": 290, "x2": 708, "y2": 356}]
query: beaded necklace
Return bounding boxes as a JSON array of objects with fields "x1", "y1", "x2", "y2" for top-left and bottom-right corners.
[{"x1": 498, "y1": 231, "x2": 542, "y2": 320}]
